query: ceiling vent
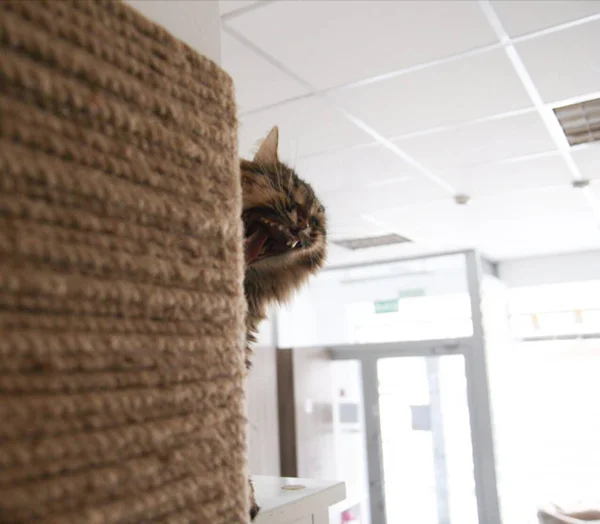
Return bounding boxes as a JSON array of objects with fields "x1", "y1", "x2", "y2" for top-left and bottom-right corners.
[
  {"x1": 332, "y1": 233, "x2": 412, "y2": 250},
  {"x1": 554, "y1": 98, "x2": 600, "y2": 146}
]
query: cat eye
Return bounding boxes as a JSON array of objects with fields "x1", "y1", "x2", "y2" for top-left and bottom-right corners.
[{"x1": 309, "y1": 216, "x2": 320, "y2": 228}]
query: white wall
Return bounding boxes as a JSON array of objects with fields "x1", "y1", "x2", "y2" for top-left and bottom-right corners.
[
  {"x1": 331, "y1": 360, "x2": 371, "y2": 524},
  {"x1": 498, "y1": 250, "x2": 600, "y2": 288},
  {"x1": 126, "y1": 0, "x2": 221, "y2": 64},
  {"x1": 277, "y1": 249, "x2": 600, "y2": 348},
  {"x1": 489, "y1": 339, "x2": 600, "y2": 523},
  {"x1": 277, "y1": 260, "x2": 469, "y2": 348},
  {"x1": 255, "y1": 310, "x2": 276, "y2": 348}
]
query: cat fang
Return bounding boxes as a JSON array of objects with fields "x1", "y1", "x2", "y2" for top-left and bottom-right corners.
[{"x1": 243, "y1": 211, "x2": 306, "y2": 265}]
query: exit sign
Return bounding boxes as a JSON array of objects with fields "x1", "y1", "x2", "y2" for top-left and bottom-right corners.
[
  {"x1": 374, "y1": 299, "x2": 398, "y2": 314},
  {"x1": 398, "y1": 288, "x2": 425, "y2": 299}
]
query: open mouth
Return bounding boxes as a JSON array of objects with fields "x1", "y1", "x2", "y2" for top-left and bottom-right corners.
[{"x1": 243, "y1": 209, "x2": 302, "y2": 265}]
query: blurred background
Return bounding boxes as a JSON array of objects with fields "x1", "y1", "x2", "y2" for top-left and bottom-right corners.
[
  {"x1": 135, "y1": 1, "x2": 600, "y2": 523},
  {"x1": 219, "y1": 2, "x2": 600, "y2": 523}
]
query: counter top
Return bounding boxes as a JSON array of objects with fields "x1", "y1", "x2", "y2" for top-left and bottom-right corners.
[{"x1": 253, "y1": 476, "x2": 346, "y2": 524}]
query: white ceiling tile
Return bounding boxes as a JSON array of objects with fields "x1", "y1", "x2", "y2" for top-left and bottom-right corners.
[
  {"x1": 394, "y1": 112, "x2": 556, "y2": 170},
  {"x1": 516, "y1": 19, "x2": 600, "y2": 103},
  {"x1": 219, "y1": 0, "x2": 261, "y2": 16},
  {"x1": 326, "y1": 213, "x2": 388, "y2": 242},
  {"x1": 469, "y1": 189, "x2": 600, "y2": 259},
  {"x1": 591, "y1": 181, "x2": 600, "y2": 201},
  {"x1": 221, "y1": 31, "x2": 309, "y2": 112},
  {"x1": 325, "y1": 240, "x2": 435, "y2": 268},
  {"x1": 220, "y1": 0, "x2": 600, "y2": 263},
  {"x1": 474, "y1": 217, "x2": 600, "y2": 260},
  {"x1": 321, "y1": 179, "x2": 450, "y2": 247},
  {"x1": 440, "y1": 153, "x2": 572, "y2": 196},
  {"x1": 571, "y1": 143, "x2": 600, "y2": 181},
  {"x1": 334, "y1": 50, "x2": 532, "y2": 137},
  {"x1": 370, "y1": 187, "x2": 600, "y2": 259},
  {"x1": 368, "y1": 199, "x2": 475, "y2": 249},
  {"x1": 321, "y1": 176, "x2": 448, "y2": 219},
  {"x1": 226, "y1": 1, "x2": 497, "y2": 90},
  {"x1": 295, "y1": 144, "x2": 421, "y2": 195},
  {"x1": 468, "y1": 185, "x2": 590, "y2": 219},
  {"x1": 237, "y1": 97, "x2": 371, "y2": 160},
  {"x1": 491, "y1": 0, "x2": 600, "y2": 37}
]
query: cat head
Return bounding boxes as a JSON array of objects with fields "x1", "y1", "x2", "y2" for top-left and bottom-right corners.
[{"x1": 241, "y1": 127, "x2": 327, "y2": 302}]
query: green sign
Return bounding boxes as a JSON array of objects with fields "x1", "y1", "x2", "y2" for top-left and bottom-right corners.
[
  {"x1": 374, "y1": 299, "x2": 398, "y2": 314},
  {"x1": 398, "y1": 288, "x2": 425, "y2": 299}
]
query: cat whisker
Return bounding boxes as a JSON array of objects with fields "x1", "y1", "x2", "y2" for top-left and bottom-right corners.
[
  {"x1": 288, "y1": 147, "x2": 296, "y2": 190},
  {"x1": 258, "y1": 164, "x2": 278, "y2": 192},
  {"x1": 275, "y1": 164, "x2": 283, "y2": 191}
]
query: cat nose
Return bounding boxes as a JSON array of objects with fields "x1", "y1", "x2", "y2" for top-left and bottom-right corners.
[
  {"x1": 289, "y1": 225, "x2": 305, "y2": 235},
  {"x1": 292, "y1": 218, "x2": 308, "y2": 233}
]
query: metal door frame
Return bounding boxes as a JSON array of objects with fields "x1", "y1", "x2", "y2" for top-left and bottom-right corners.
[{"x1": 327, "y1": 250, "x2": 502, "y2": 524}]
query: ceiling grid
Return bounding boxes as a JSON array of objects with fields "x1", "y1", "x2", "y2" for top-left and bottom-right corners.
[{"x1": 220, "y1": 0, "x2": 600, "y2": 262}]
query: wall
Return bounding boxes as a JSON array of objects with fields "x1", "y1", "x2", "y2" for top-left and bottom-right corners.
[
  {"x1": 126, "y1": 0, "x2": 222, "y2": 64},
  {"x1": 246, "y1": 341, "x2": 280, "y2": 476},
  {"x1": 254, "y1": 310, "x2": 276, "y2": 348},
  {"x1": 331, "y1": 360, "x2": 371, "y2": 524},
  {"x1": 246, "y1": 307, "x2": 279, "y2": 475},
  {"x1": 276, "y1": 249, "x2": 600, "y2": 348},
  {"x1": 489, "y1": 339, "x2": 600, "y2": 524},
  {"x1": 498, "y1": 250, "x2": 600, "y2": 288},
  {"x1": 277, "y1": 347, "x2": 337, "y2": 480},
  {"x1": 277, "y1": 256, "x2": 469, "y2": 348}
]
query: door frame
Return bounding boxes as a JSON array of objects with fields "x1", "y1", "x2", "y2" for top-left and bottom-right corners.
[
  {"x1": 328, "y1": 251, "x2": 501, "y2": 524},
  {"x1": 331, "y1": 339, "x2": 467, "y2": 524}
]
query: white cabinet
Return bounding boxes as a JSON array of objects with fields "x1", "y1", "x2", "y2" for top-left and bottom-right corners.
[{"x1": 253, "y1": 476, "x2": 346, "y2": 524}]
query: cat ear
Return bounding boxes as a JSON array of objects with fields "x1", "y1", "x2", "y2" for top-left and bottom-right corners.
[{"x1": 253, "y1": 126, "x2": 279, "y2": 164}]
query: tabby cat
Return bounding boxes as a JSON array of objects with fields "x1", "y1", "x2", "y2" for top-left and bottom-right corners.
[
  {"x1": 242, "y1": 126, "x2": 327, "y2": 367},
  {"x1": 240, "y1": 127, "x2": 327, "y2": 520}
]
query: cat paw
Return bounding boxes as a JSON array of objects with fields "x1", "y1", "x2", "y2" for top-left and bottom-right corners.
[
  {"x1": 250, "y1": 501, "x2": 260, "y2": 521},
  {"x1": 249, "y1": 477, "x2": 260, "y2": 521}
]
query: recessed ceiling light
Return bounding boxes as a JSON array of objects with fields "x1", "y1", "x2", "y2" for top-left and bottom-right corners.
[
  {"x1": 332, "y1": 233, "x2": 412, "y2": 250},
  {"x1": 554, "y1": 98, "x2": 600, "y2": 147}
]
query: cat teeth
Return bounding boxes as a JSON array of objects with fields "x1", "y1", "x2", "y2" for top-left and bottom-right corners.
[{"x1": 289, "y1": 240, "x2": 299, "y2": 248}]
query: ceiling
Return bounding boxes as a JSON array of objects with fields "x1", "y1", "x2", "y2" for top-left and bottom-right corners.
[{"x1": 219, "y1": 0, "x2": 600, "y2": 265}]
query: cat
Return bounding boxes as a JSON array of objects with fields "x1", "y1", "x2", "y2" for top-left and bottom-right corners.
[
  {"x1": 241, "y1": 126, "x2": 327, "y2": 368},
  {"x1": 240, "y1": 126, "x2": 327, "y2": 520}
]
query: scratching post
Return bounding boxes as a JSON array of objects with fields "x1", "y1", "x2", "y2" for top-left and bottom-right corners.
[{"x1": 0, "y1": 1, "x2": 248, "y2": 521}]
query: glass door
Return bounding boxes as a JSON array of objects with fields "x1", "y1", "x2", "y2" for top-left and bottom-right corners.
[{"x1": 364, "y1": 353, "x2": 479, "y2": 524}]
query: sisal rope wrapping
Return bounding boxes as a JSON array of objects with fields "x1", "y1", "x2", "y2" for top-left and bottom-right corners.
[{"x1": 0, "y1": 1, "x2": 248, "y2": 522}]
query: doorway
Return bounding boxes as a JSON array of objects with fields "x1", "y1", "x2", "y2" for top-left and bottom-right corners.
[
  {"x1": 332, "y1": 336, "x2": 497, "y2": 524},
  {"x1": 375, "y1": 354, "x2": 477, "y2": 524}
]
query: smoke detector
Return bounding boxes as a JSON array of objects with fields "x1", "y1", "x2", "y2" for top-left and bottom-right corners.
[
  {"x1": 572, "y1": 179, "x2": 590, "y2": 189},
  {"x1": 454, "y1": 194, "x2": 471, "y2": 205}
]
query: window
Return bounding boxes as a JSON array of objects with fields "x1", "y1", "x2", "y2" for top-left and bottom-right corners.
[
  {"x1": 347, "y1": 293, "x2": 473, "y2": 343},
  {"x1": 508, "y1": 280, "x2": 600, "y2": 339}
]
